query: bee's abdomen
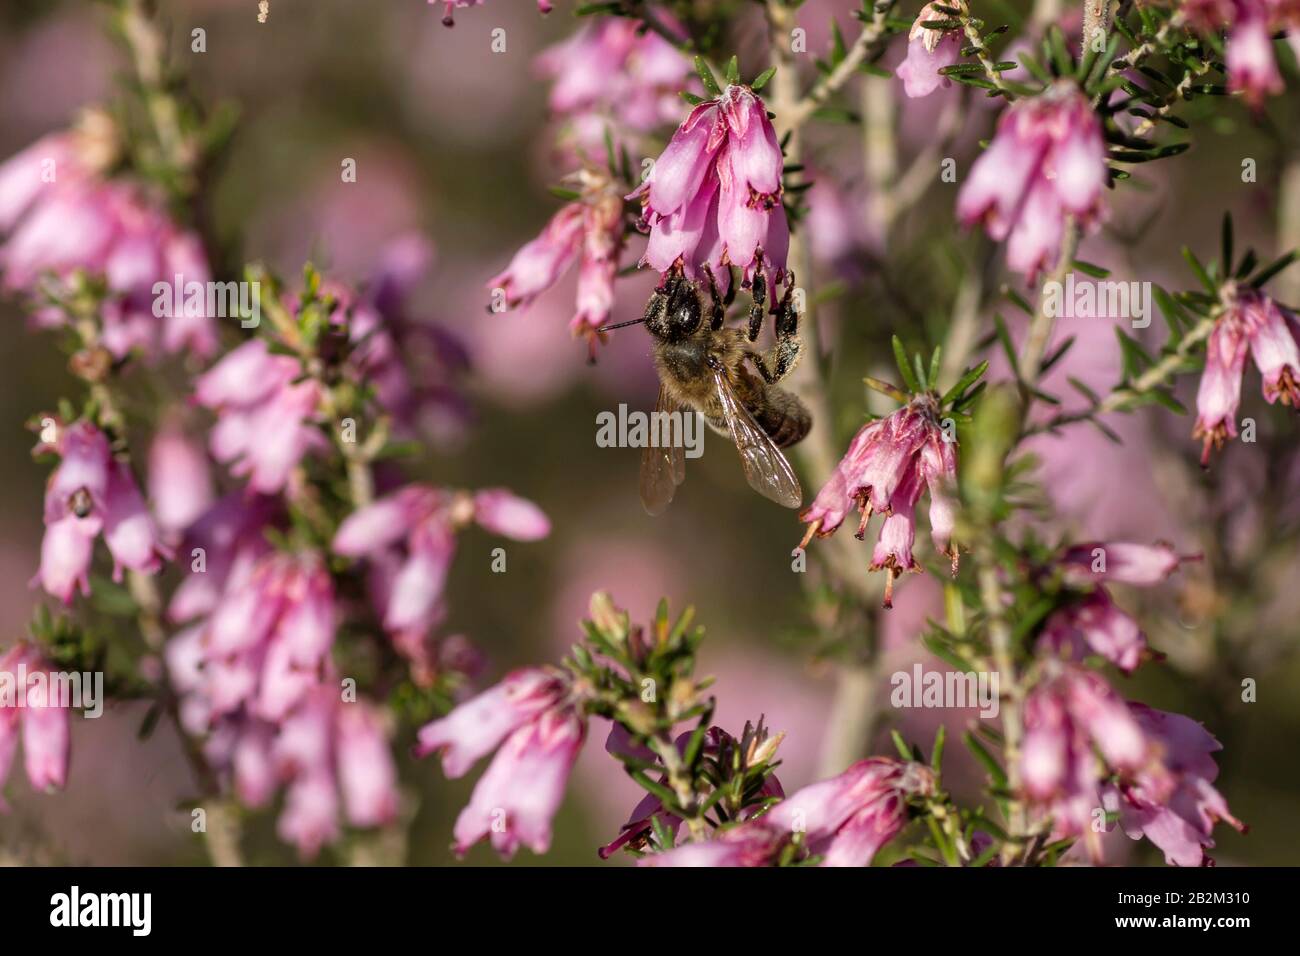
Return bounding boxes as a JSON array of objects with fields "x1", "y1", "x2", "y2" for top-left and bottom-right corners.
[{"x1": 755, "y1": 387, "x2": 812, "y2": 448}]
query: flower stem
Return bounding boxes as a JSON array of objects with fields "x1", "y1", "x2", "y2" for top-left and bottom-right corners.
[
  {"x1": 649, "y1": 735, "x2": 709, "y2": 841},
  {"x1": 1019, "y1": 219, "x2": 1079, "y2": 389},
  {"x1": 117, "y1": 0, "x2": 195, "y2": 182},
  {"x1": 784, "y1": 3, "x2": 893, "y2": 129},
  {"x1": 976, "y1": 555, "x2": 1026, "y2": 861},
  {"x1": 959, "y1": 4, "x2": 1010, "y2": 93}
]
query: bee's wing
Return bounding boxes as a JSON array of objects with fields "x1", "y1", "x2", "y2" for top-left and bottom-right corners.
[
  {"x1": 639, "y1": 385, "x2": 687, "y2": 516},
  {"x1": 711, "y1": 368, "x2": 802, "y2": 509}
]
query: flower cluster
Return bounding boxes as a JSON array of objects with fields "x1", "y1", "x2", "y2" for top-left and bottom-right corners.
[
  {"x1": 333, "y1": 485, "x2": 549, "y2": 684},
  {"x1": 957, "y1": 83, "x2": 1108, "y2": 281},
  {"x1": 165, "y1": 532, "x2": 402, "y2": 857},
  {"x1": 0, "y1": 112, "x2": 215, "y2": 359},
  {"x1": 631, "y1": 84, "x2": 788, "y2": 289},
  {"x1": 487, "y1": 166, "x2": 628, "y2": 352},
  {"x1": 1038, "y1": 541, "x2": 1195, "y2": 673},
  {"x1": 1194, "y1": 284, "x2": 1300, "y2": 464},
  {"x1": 538, "y1": 17, "x2": 693, "y2": 156},
  {"x1": 599, "y1": 724, "x2": 786, "y2": 858},
  {"x1": 643, "y1": 758, "x2": 934, "y2": 867},
  {"x1": 1020, "y1": 665, "x2": 1244, "y2": 865},
  {"x1": 193, "y1": 339, "x2": 326, "y2": 495},
  {"x1": 797, "y1": 395, "x2": 958, "y2": 606}
]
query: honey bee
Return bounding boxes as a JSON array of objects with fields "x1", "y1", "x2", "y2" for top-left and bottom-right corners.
[{"x1": 626, "y1": 269, "x2": 811, "y2": 515}]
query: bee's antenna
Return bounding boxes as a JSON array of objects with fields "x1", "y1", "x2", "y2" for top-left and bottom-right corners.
[{"x1": 600, "y1": 317, "x2": 648, "y2": 332}]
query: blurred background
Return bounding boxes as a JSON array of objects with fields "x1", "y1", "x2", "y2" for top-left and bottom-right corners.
[{"x1": 1, "y1": 0, "x2": 1297, "y2": 865}]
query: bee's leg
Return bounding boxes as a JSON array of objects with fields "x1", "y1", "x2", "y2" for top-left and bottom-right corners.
[
  {"x1": 747, "y1": 337, "x2": 804, "y2": 385},
  {"x1": 748, "y1": 276, "x2": 803, "y2": 384},
  {"x1": 722, "y1": 266, "x2": 738, "y2": 308},
  {"x1": 702, "y1": 265, "x2": 725, "y2": 331},
  {"x1": 746, "y1": 271, "x2": 767, "y2": 342},
  {"x1": 773, "y1": 272, "x2": 798, "y2": 340}
]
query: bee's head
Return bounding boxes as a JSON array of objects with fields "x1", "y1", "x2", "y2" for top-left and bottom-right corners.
[{"x1": 646, "y1": 274, "x2": 702, "y2": 341}]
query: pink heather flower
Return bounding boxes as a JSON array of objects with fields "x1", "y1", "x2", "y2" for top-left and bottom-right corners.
[
  {"x1": 418, "y1": 668, "x2": 583, "y2": 858},
  {"x1": 1021, "y1": 665, "x2": 1158, "y2": 860},
  {"x1": 957, "y1": 83, "x2": 1108, "y2": 282},
  {"x1": 194, "y1": 339, "x2": 325, "y2": 494},
  {"x1": 1244, "y1": 294, "x2": 1300, "y2": 405},
  {"x1": 0, "y1": 644, "x2": 72, "y2": 802},
  {"x1": 35, "y1": 421, "x2": 168, "y2": 602},
  {"x1": 451, "y1": 707, "x2": 585, "y2": 858},
  {"x1": 639, "y1": 821, "x2": 789, "y2": 867},
  {"x1": 1105, "y1": 704, "x2": 1246, "y2": 866},
  {"x1": 1042, "y1": 541, "x2": 1195, "y2": 673},
  {"x1": 1182, "y1": 1, "x2": 1295, "y2": 108},
  {"x1": 1058, "y1": 540, "x2": 1191, "y2": 586},
  {"x1": 0, "y1": 124, "x2": 216, "y2": 359},
  {"x1": 797, "y1": 396, "x2": 958, "y2": 607},
  {"x1": 167, "y1": 492, "x2": 276, "y2": 626},
  {"x1": 538, "y1": 18, "x2": 693, "y2": 147},
  {"x1": 1183, "y1": 0, "x2": 1297, "y2": 108},
  {"x1": 231, "y1": 722, "x2": 276, "y2": 807},
  {"x1": 599, "y1": 725, "x2": 785, "y2": 859},
  {"x1": 487, "y1": 170, "x2": 627, "y2": 352},
  {"x1": 415, "y1": 667, "x2": 567, "y2": 774},
  {"x1": 148, "y1": 419, "x2": 215, "y2": 535},
  {"x1": 1194, "y1": 316, "x2": 1249, "y2": 463},
  {"x1": 0, "y1": 135, "x2": 76, "y2": 235},
  {"x1": 334, "y1": 702, "x2": 400, "y2": 828},
  {"x1": 170, "y1": 631, "x2": 398, "y2": 860},
  {"x1": 631, "y1": 84, "x2": 788, "y2": 287},
  {"x1": 896, "y1": 4, "x2": 964, "y2": 98},
  {"x1": 37, "y1": 518, "x2": 97, "y2": 607},
  {"x1": 488, "y1": 204, "x2": 583, "y2": 310},
  {"x1": 472, "y1": 489, "x2": 551, "y2": 540},
  {"x1": 763, "y1": 758, "x2": 933, "y2": 867},
  {"x1": 1039, "y1": 590, "x2": 1148, "y2": 673},
  {"x1": 332, "y1": 485, "x2": 548, "y2": 680},
  {"x1": 646, "y1": 757, "x2": 930, "y2": 867},
  {"x1": 176, "y1": 550, "x2": 337, "y2": 725},
  {"x1": 1227, "y1": 15, "x2": 1285, "y2": 107},
  {"x1": 270, "y1": 688, "x2": 400, "y2": 858},
  {"x1": 1194, "y1": 286, "x2": 1300, "y2": 465},
  {"x1": 278, "y1": 769, "x2": 340, "y2": 858}
]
